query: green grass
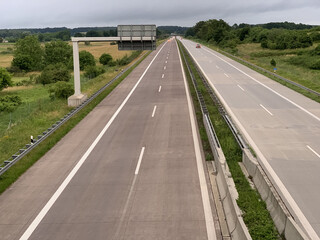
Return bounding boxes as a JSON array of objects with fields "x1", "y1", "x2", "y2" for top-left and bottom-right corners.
[
  {"x1": 0, "y1": 51, "x2": 150, "y2": 194},
  {"x1": 178, "y1": 41, "x2": 280, "y2": 240}
]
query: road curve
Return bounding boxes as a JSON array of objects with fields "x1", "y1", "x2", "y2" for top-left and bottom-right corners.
[
  {"x1": 0, "y1": 39, "x2": 216, "y2": 240},
  {"x1": 181, "y1": 38, "x2": 320, "y2": 239}
]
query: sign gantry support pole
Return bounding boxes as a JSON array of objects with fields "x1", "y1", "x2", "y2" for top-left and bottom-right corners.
[{"x1": 68, "y1": 40, "x2": 87, "y2": 107}]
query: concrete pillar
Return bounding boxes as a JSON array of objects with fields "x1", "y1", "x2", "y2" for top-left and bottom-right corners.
[
  {"x1": 68, "y1": 41, "x2": 87, "y2": 107},
  {"x1": 72, "y1": 41, "x2": 81, "y2": 95}
]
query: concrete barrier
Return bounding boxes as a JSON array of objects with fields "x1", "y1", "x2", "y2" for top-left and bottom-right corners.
[{"x1": 243, "y1": 148, "x2": 310, "y2": 240}]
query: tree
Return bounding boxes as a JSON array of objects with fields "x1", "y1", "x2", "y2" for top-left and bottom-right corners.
[
  {"x1": 0, "y1": 67, "x2": 13, "y2": 91},
  {"x1": 74, "y1": 32, "x2": 84, "y2": 37},
  {"x1": 79, "y1": 51, "x2": 95, "y2": 70},
  {"x1": 86, "y1": 30, "x2": 102, "y2": 37},
  {"x1": 12, "y1": 35, "x2": 43, "y2": 71},
  {"x1": 44, "y1": 40, "x2": 72, "y2": 66},
  {"x1": 36, "y1": 63, "x2": 71, "y2": 85},
  {"x1": 99, "y1": 53, "x2": 112, "y2": 65}
]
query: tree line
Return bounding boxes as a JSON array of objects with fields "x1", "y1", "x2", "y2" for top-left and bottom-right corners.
[{"x1": 185, "y1": 20, "x2": 320, "y2": 50}]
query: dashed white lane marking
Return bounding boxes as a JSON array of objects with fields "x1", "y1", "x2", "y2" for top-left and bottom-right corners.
[
  {"x1": 135, "y1": 147, "x2": 146, "y2": 175},
  {"x1": 307, "y1": 145, "x2": 320, "y2": 159},
  {"x1": 216, "y1": 65, "x2": 219, "y2": 69},
  {"x1": 183, "y1": 39, "x2": 320, "y2": 239},
  {"x1": 260, "y1": 104, "x2": 273, "y2": 116},
  {"x1": 162, "y1": 74, "x2": 164, "y2": 78},
  {"x1": 18, "y1": 40, "x2": 169, "y2": 240},
  {"x1": 224, "y1": 73, "x2": 230, "y2": 78},
  {"x1": 158, "y1": 85, "x2": 162, "y2": 92},
  {"x1": 202, "y1": 45, "x2": 320, "y2": 123},
  {"x1": 152, "y1": 105, "x2": 157, "y2": 118},
  {"x1": 164, "y1": 66, "x2": 166, "y2": 70},
  {"x1": 237, "y1": 84, "x2": 245, "y2": 91},
  {"x1": 165, "y1": 61, "x2": 167, "y2": 64}
]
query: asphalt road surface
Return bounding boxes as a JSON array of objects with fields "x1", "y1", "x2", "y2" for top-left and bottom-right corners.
[
  {"x1": 181, "y1": 38, "x2": 320, "y2": 239},
  {"x1": 0, "y1": 39, "x2": 216, "y2": 240}
]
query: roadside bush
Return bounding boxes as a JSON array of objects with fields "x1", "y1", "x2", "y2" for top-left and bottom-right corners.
[
  {"x1": 99, "y1": 53, "x2": 112, "y2": 65},
  {"x1": 0, "y1": 67, "x2": 13, "y2": 91},
  {"x1": 48, "y1": 81, "x2": 73, "y2": 99},
  {"x1": 79, "y1": 51, "x2": 95, "y2": 70},
  {"x1": 310, "y1": 60, "x2": 320, "y2": 70},
  {"x1": 36, "y1": 63, "x2": 71, "y2": 85},
  {"x1": 312, "y1": 45, "x2": 320, "y2": 55},
  {"x1": 84, "y1": 65, "x2": 106, "y2": 79},
  {"x1": 0, "y1": 95, "x2": 22, "y2": 112}
]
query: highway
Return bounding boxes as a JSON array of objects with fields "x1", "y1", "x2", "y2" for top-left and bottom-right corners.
[
  {"x1": 181, "y1": 39, "x2": 320, "y2": 239},
  {"x1": 0, "y1": 39, "x2": 216, "y2": 240}
]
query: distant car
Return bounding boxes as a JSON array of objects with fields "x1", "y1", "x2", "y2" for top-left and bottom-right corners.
[{"x1": 196, "y1": 44, "x2": 201, "y2": 48}]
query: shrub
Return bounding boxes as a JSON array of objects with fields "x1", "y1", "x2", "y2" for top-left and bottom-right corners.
[
  {"x1": 48, "y1": 81, "x2": 73, "y2": 99},
  {"x1": 84, "y1": 65, "x2": 105, "y2": 79},
  {"x1": 310, "y1": 60, "x2": 320, "y2": 70},
  {"x1": 79, "y1": 51, "x2": 95, "y2": 70},
  {"x1": 44, "y1": 40, "x2": 72, "y2": 66},
  {"x1": 0, "y1": 95, "x2": 22, "y2": 112},
  {"x1": 0, "y1": 67, "x2": 13, "y2": 91},
  {"x1": 36, "y1": 63, "x2": 71, "y2": 85},
  {"x1": 99, "y1": 53, "x2": 113, "y2": 65},
  {"x1": 270, "y1": 59, "x2": 277, "y2": 67}
]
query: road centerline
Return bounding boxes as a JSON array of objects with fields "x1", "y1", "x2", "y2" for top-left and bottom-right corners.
[
  {"x1": 260, "y1": 104, "x2": 273, "y2": 116},
  {"x1": 135, "y1": 147, "x2": 146, "y2": 175},
  {"x1": 307, "y1": 145, "x2": 320, "y2": 159},
  {"x1": 151, "y1": 105, "x2": 157, "y2": 118},
  {"x1": 18, "y1": 41, "x2": 168, "y2": 240},
  {"x1": 237, "y1": 84, "x2": 245, "y2": 91}
]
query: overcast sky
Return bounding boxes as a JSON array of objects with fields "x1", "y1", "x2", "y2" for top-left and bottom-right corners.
[{"x1": 1, "y1": 0, "x2": 320, "y2": 29}]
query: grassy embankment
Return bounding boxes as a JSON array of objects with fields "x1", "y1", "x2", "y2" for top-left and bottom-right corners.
[
  {"x1": 178, "y1": 41, "x2": 280, "y2": 240},
  {"x1": 0, "y1": 42, "x2": 144, "y2": 165},
  {"x1": 0, "y1": 47, "x2": 150, "y2": 194},
  {"x1": 191, "y1": 38, "x2": 320, "y2": 103}
]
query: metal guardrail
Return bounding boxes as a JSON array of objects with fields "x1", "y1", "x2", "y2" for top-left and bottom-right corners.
[
  {"x1": 0, "y1": 52, "x2": 149, "y2": 176},
  {"x1": 218, "y1": 49, "x2": 320, "y2": 97}
]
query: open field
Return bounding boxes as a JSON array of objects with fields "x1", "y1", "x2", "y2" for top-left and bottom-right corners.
[{"x1": 78, "y1": 42, "x2": 131, "y2": 61}]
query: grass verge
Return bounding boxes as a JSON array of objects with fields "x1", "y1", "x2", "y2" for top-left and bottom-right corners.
[
  {"x1": 0, "y1": 51, "x2": 150, "y2": 194},
  {"x1": 178, "y1": 41, "x2": 280, "y2": 239}
]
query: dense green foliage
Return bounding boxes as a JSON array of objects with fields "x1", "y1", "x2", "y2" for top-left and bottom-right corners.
[
  {"x1": 36, "y1": 63, "x2": 71, "y2": 85},
  {"x1": 48, "y1": 81, "x2": 73, "y2": 99},
  {"x1": 84, "y1": 65, "x2": 106, "y2": 79},
  {"x1": 0, "y1": 67, "x2": 13, "y2": 91},
  {"x1": 99, "y1": 53, "x2": 113, "y2": 65},
  {"x1": 79, "y1": 51, "x2": 96, "y2": 70},
  {"x1": 12, "y1": 36, "x2": 43, "y2": 71},
  {"x1": 0, "y1": 95, "x2": 22, "y2": 112},
  {"x1": 44, "y1": 40, "x2": 72, "y2": 66},
  {"x1": 186, "y1": 19, "x2": 318, "y2": 51}
]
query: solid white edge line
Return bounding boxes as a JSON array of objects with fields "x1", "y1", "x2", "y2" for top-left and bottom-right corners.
[
  {"x1": 177, "y1": 40, "x2": 216, "y2": 240},
  {"x1": 19, "y1": 41, "x2": 168, "y2": 240},
  {"x1": 151, "y1": 105, "x2": 157, "y2": 118},
  {"x1": 135, "y1": 147, "x2": 146, "y2": 175},
  {"x1": 307, "y1": 145, "x2": 320, "y2": 159},
  {"x1": 260, "y1": 104, "x2": 273, "y2": 116},
  {"x1": 202, "y1": 44, "x2": 320, "y2": 123},
  {"x1": 158, "y1": 85, "x2": 162, "y2": 93},
  {"x1": 182, "y1": 39, "x2": 319, "y2": 240},
  {"x1": 162, "y1": 74, "x2": 164, "y2": 78},
  {"x1": 237, "y1": 84, "x2": 245, "y2": 91}
]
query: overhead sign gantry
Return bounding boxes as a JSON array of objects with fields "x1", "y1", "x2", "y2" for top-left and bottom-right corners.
[{"x1": 68, "y1": 24, "x2": 156, "y2": 107}]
